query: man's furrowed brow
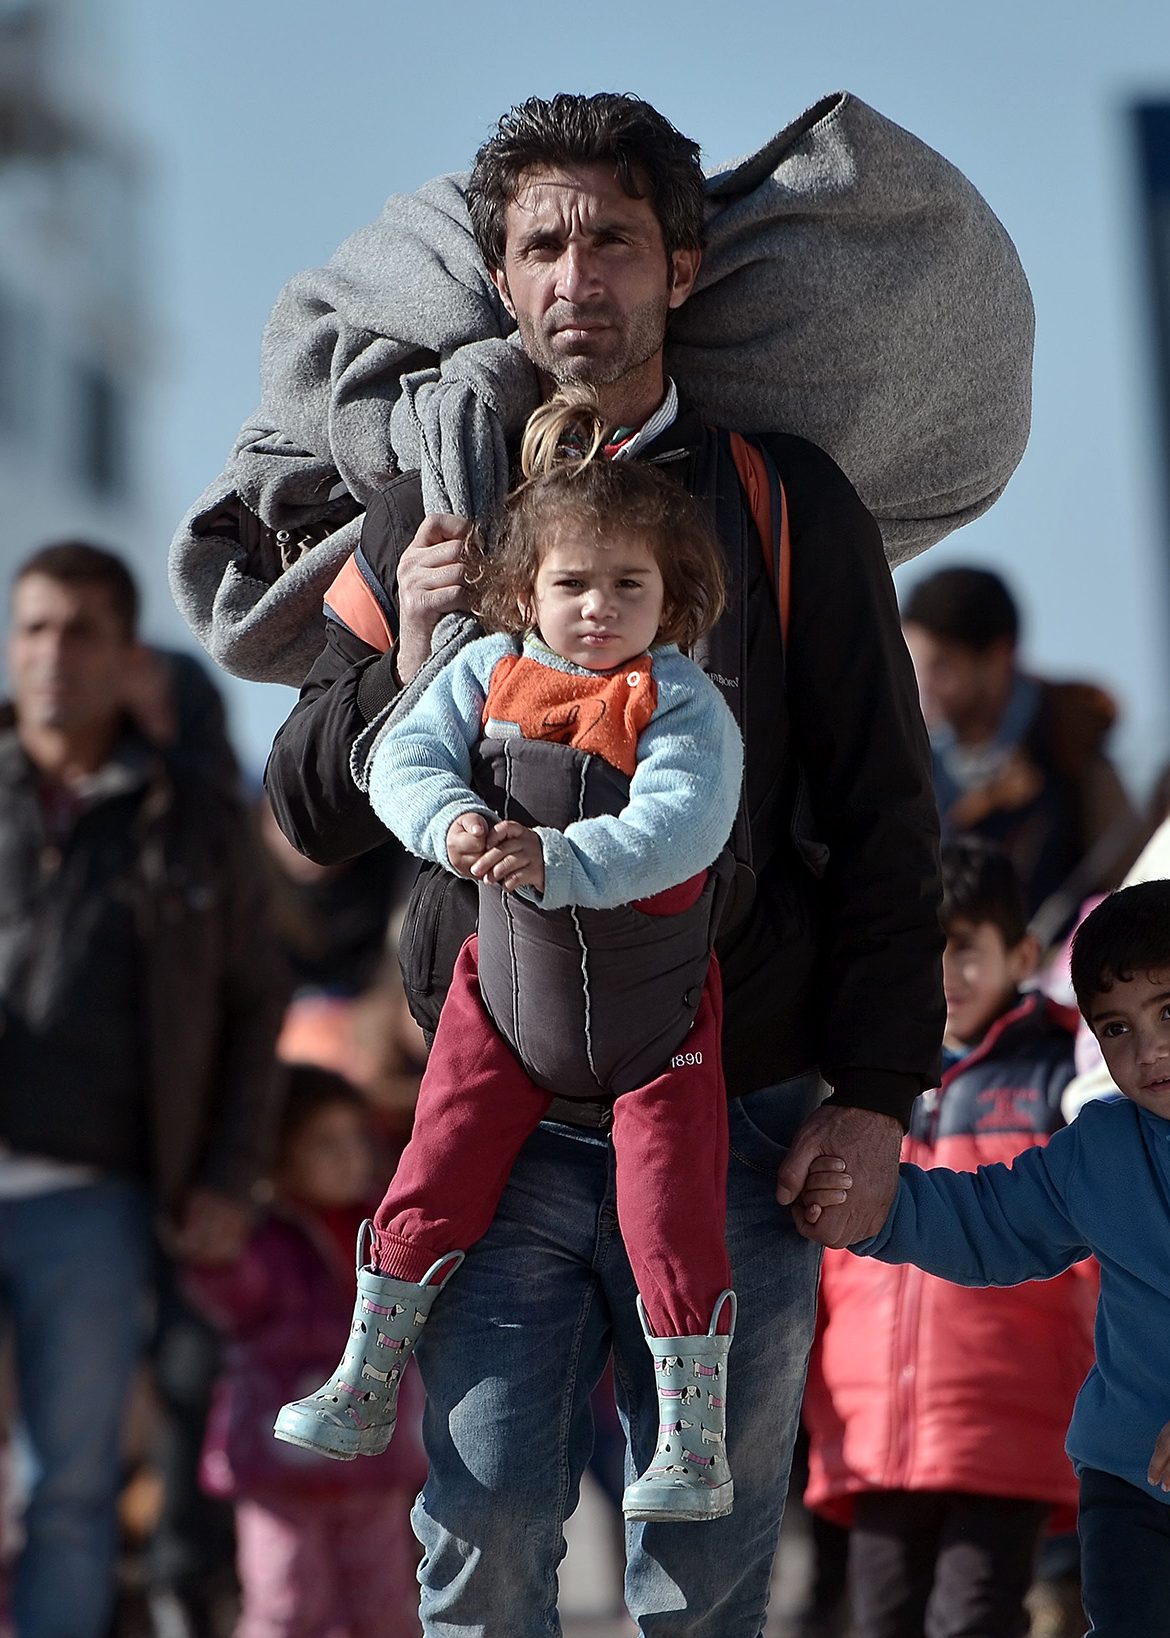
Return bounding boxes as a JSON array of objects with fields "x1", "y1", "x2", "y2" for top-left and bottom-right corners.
[{"x1": 514, "y1": 227, "x2": 563, "y2": 255}]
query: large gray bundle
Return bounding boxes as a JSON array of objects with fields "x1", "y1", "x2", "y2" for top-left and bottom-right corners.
[{"x1": 170, "y1": 91, "x2": 1033, "y2": 687}]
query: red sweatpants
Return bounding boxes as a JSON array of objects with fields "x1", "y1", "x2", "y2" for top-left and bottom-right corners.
[{"x1": 372, "y1": 936, "x2": 732, "y2": 1339}]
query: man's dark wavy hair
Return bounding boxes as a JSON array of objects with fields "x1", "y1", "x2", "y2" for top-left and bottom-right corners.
[
  {"x1": 14, "y1": 539, "x2": 139, "y2": 638},
  {"x1": 940, "y1": 837, "x2": 1029, "y2": 949},
  {"x1": 466, "y1": 92, "x2": 705, "y2": 270},
  {"x1": 1070, "y1": 880, "x2": 1170, "y2": 1019}
]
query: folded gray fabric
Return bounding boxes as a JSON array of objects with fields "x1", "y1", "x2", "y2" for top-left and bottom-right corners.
[
  {"x1": 170, "y1": 91, "x2": 1033, "y2": 687},
  {"x1": 350, "y1": 611, "x2": 484, "y2": 791}
]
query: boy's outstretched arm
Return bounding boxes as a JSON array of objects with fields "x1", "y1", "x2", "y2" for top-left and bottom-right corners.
[
  {"x1": 362, "y1": 634, "x2": 510, "y2": 865},
  {"x1": 857, "y1": 1138, "x2": 1090, "y2": 1288}
]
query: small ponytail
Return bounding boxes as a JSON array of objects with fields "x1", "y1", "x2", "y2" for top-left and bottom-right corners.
[{"x1": 519, "y1": 385, "x2": 607, "y2": 481}]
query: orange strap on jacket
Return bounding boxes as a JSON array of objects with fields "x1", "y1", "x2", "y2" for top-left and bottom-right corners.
[
  {"x1": 727, "y1": 432, "x2": 791, "y2": 647},
  {"x1": 323, "y1": 552, "x2": 395, "y2": 653}
]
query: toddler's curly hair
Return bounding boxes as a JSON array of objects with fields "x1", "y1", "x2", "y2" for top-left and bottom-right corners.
[{"x1": 466, "y1": 387, "x2": 726, "y2": 651}]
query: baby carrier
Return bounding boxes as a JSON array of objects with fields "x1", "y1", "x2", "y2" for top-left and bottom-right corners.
[{"x1": 355, "y1": 427, "x2": 819, "y2": 1105}]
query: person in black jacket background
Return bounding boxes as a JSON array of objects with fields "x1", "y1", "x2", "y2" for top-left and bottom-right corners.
[{"x1": 0, "y1": 541, "x2": 286, "y2": 1638}]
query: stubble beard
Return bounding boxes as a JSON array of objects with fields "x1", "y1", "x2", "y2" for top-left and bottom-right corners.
[{"x1": 522, "y1": 294, "x2": 671, "y2": 392}]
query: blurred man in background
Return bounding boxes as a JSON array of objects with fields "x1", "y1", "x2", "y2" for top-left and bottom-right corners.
[
  {"x1": 0, "y1": 542, "x2": 285, "y2": 1638},
  {"x1": 902, "y1": 565, "x2": 1137, "y2": 939}
]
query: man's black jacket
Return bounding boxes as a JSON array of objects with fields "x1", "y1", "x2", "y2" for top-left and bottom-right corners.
[{"x1": 266, "y1": 408, "x2": 944, "y2": 1125}]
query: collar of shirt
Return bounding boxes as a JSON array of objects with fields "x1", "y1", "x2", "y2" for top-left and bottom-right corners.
[{"x1": 604, "y1": 379, "x2": 679, "y2": 461}]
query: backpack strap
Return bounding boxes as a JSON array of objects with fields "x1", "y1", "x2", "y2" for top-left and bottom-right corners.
[
  {"x1": 723, "y1": 430, "x2": 828, "y2": 884},
  {"x1": 727, "y1": 431, "x2": 791, "y2": 649}
]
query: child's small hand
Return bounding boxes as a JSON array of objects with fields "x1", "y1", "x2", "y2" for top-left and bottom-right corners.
[
  {"x1": 447, "y1": 813, "x2": 489, "y2": 877},
  {"x1": 798, "y1": 1155, "x2": 854, "y2": 1226},
  {"x1": 470, "y1": 819, "x2": 545, "y2": 895},
  {"x1": 1149, "y1": 1420, "x2": 1170, "y2": 1491}
]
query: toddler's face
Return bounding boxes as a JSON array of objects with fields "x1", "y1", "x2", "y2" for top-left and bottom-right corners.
[
  {"x1": 1089, "y1": 967, "x2": 1170, "y2": 1117},
  {"x1": 278, "y1": 1103, "x2": 373, "y2": 1209},
  {"x1": 942, "y1": 917, "x2": 1034, "y2": 1050},
  {"x1": 524, "y1": 530, "x2": 664, "y2": 671}
]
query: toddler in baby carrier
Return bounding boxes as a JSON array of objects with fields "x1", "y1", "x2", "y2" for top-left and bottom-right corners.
[{"x1": 275, "y1": 386, "x2": 768, "y2": 1523}]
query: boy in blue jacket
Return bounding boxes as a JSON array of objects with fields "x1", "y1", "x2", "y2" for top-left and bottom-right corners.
[{"x1": 806, "y1": 879, "x2": 1170, "y2": 1637}]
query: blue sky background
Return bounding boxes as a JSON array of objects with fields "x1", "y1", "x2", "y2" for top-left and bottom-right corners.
[{"x1": 115, "y1": 0, "x2": 1170, "y2": 787}]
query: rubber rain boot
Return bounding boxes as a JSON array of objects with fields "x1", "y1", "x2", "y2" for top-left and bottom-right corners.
[
  {"x1": 274, "y1": 1221, "x2": 463, "y2": 1460},
  {"x1": 622, "y1": 1290, "x2": 736, "y2": 1523}
]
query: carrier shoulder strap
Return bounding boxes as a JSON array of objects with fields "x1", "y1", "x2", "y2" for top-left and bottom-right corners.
[{"x1": 726, "y1": 431, "x2": 791, "y2": 649}]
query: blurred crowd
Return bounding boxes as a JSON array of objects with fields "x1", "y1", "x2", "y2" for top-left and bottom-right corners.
[{"x1": 0, "y1": 541, "x2": 1159, "y2": 1638}]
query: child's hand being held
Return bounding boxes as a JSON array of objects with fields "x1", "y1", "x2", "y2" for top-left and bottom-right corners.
[{"x1": 799, "y1": 1155, "x2": 854, "y2": 1226}]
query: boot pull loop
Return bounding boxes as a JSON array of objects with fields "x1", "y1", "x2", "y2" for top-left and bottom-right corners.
[
  {"x1": 708, "y1": 1289, "x2": 737, "y2": 1340},
  {"x1": 356, "y1": 1217, "x2": 375, "y2": 1273},
  {"x1": 421, "y1": 1249, "x2": 466, "y2": 1289},
  {"x1": 636, "y1": 1292, "x2": 737, "y2": 1340}
]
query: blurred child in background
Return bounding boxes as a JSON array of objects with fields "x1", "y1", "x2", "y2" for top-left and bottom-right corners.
[{"x1": 188, "y1": 1066, "x2": 425, "y2": 1638}]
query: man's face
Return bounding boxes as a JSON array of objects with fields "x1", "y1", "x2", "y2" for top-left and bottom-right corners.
[
  {"x1": 491, "y1": 163, "x2": 700, "y2": 404},
  {"x1": 902, "y1": 624, "x2": 1014, "y2": 738},
  {"x1": 1090, "y1": 967, "x2": 1170, "y2": 1118},
  {"x1": 8, "y1": 573, "x2": 134, "y2": 737}
]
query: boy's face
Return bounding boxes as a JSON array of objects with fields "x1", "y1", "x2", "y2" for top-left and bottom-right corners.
[
  {"x1": 942, "y1": 918, "x2": 1035, "y2": 1050},
  {"x1": 1089, "y1": 967, "x2": 1170, "y2": 1117}
]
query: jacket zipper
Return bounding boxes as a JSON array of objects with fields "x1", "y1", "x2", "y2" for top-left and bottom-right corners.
[{"x1": 889, "y1": 1255, "x2": 924, "y2": 1487}]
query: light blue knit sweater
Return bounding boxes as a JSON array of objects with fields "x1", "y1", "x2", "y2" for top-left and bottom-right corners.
[{"x1": 364, "y1": 632, "x2": 743, "y2": 914}]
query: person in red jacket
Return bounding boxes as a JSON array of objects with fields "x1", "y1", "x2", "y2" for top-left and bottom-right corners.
[{"x1": 803, "y1": 838, "x2": 1097, "y2": 1638}]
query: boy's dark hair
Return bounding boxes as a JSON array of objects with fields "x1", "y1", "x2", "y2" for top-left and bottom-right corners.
[
  {"x1": 14, "y1": 540, "x2": 139, "y2": 639},
  {"x1": 279, "y1": 1063, "x2": 367, "y2": 1157},
  {"x1": 1070, "y1": 880, "x2": 1170, "y2": 1017},
  {"x1": 940, "y1": 837, "x2": 1030, "y2": 948},
  {"x1": 466, "y1": 92, "x2": 705, "y2": 270},
  {"x1": 902, "y1": 565, "x2": 1019, "y2": 652}
]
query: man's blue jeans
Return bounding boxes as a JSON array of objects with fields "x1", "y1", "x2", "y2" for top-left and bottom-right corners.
[
  {"x1": 0, "y1": 1179, "x2": 152, "y2": 1638},
  {"x1": 412, "y1": 1075, "x2": 824, "y2": 1636}
]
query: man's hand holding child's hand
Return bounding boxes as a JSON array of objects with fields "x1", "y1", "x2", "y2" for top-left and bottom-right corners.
[
  {"x1": 797, "y1": 1156, "x2": 854, "y2": 1226},
  {"x1": 447, "y1": 813, "x2": 545, "y2": 895}
]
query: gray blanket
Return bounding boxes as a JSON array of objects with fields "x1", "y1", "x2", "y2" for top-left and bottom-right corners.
[{"x1": 170, "y1": 91, "x2": 1033, "y2": 687}]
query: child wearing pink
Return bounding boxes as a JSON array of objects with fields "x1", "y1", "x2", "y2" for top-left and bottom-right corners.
[{"x1": 189, "y1": 1067, "x2": 425, "y2": 1637}]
